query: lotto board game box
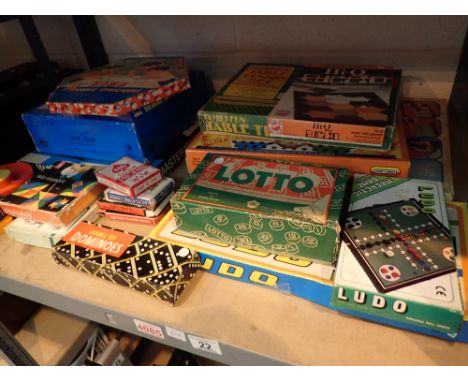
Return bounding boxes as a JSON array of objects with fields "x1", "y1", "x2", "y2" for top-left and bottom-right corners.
[
  {"x1": 198, "y1": 63, "x2": 298, "y2": 136},
  {"x1": 332, "y1": 175, "x2": 464, "y2": 335},
  {"x1": 0, "y1": 160, "x2": 104, "y2": 227},
  {"x1": 267, "y1": 66, "x2": 401, "y2": 150},
  {"x1": 400, "y1": 98, "x2": 454, "y2": 200},
  {"x1": 186, "y1": 115, "x2": 410, "y2": 177},
  {"x1": 52, "y1": 221, "x2": 201, "y2": 304},
  {"x1": 47, "y1": 57, "x2": 190, "y2": 116},
  {"x1": 151, "y1": 211, "x2": 335, "y2": 308},
  {"x1": 23, "y1": 70, "x2": 211, "y2": 164},
  {"x1": 171, "y1": 154, "x2": 349, "y2": 265}
]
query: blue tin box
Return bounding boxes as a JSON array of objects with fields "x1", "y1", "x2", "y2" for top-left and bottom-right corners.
[{"x1": 23, "y1": 70, "x2": 211, "y2": 164}]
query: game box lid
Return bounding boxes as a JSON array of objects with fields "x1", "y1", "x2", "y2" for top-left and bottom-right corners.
[{"x1": 47, "y1": 57, "x2": 190, "y2": 116}]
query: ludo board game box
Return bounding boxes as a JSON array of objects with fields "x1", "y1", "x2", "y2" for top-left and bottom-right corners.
[
  {"x1": 151, "y1": 211, "x2": 335, "y2": 308},
  {"x1": 0, "y1": 159, "x2": 104, "y2": 227},
  {"x1": 24, "y1": 70, "x2": 211, "y2": 164},
  {"x1": 400, "y1": 97, "x2": 454, "y2": 200},
  {"x1": 52, "y1": 220, "x2": 201, "y2": 305},
  {"x1": 332, "y1": 175, "x2": 464, "y2": 335},
  {"x1": 171, "y1": 154, "x2": 349, "y2": 265},
  {"x1": 47, "y1": 57, "x2": 190, "y2": 116},
  {"x1": 268, "y1": 66, "x2": 401, "y2": 150},
  {"x1": 186, "y1": 113, "x2": 410, "y2": 177}
]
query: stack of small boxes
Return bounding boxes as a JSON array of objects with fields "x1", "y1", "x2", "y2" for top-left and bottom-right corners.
[{"x1": 96, "y1": 157, "x2": 175, "y2": 226}]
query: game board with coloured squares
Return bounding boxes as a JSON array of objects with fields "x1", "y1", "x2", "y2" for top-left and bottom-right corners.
[{"x1": 342, "y1": 199, "x2": 456, "y2": 293}]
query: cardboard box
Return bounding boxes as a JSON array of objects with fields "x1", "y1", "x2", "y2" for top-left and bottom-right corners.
[
  {"x1": 52, "y1": 221, "x2": 201, "y2": 304},
  {"x1": 47, "y1": 57, "x2": 190, "y2": 117},
  {"x1": 185, "y1": 115, "x2": 410, "y2": 177},
  {"x1": 332, "y1": 175, "x2": 464, "y2": 335},
  {"x1": 198, "y1": 63, "x2": 401, "y2": 151},
  {"x1": 401, "y1": 98, "x2": 454, "y2": 200},
  {"x1": 171, "y1": 154, "x2": 349, "y2": 265},
  {"x1": 96, "y1": 157, "x2": 162, "y2": 198},
  {"x1": 151, "y1": 211, "x2": 335, "y2": 308},
  {"x1": 0, "y1": 159, "x2": 104, "y2": 227},
  {"x1": 23, "y1": 70, "x2": 211, "y2": 164},
  {"x1": 267, "y1": 66, "x2": 401, "y2": 150}
]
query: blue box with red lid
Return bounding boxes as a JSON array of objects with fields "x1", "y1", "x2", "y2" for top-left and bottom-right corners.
[{"x1": 22, "y1": 70, "x2": 211, "y2": 164}]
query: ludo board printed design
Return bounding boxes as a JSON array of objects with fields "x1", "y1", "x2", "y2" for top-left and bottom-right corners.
[{"x1": 342, "y1": 199, "x2": 456, "y2": 293}]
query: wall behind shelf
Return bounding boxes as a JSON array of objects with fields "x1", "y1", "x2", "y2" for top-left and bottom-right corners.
[{"x1": 0, "y1": 16, "x2": 467, "y2": 99}]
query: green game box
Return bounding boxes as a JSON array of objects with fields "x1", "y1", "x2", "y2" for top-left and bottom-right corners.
[
  {"x1": 332, "y1": 175, "x2": 464, "y2": 335},
  {"x1": 170, "y1": 154, "x2": 349, "y2": 265}
]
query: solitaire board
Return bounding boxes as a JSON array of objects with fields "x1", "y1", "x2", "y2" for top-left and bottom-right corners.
[{"x1": 343, "y1": 199, "x2": 455, "y2": 293}]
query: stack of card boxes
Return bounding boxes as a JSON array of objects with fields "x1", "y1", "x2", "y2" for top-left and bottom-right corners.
[{"x1": 96, "y1": 157, "x2": 174, "y2": 225}]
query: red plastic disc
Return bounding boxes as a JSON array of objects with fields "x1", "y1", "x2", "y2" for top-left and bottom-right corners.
[{"x1": 0, "y1": 162, "x2": 34, "y2": 197}]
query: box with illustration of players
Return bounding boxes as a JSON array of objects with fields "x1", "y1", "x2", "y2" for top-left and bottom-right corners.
[
  {"x1": 151, "y1": 211, "x2": 335, "y2": 308},
  {"x1": 0, "y1": 160, "x2": 104, "y2": 227},
  {"x1": 186, "y1": 113, "x2": 410, "y2": 177},
  {"x1": 171, "y1": 154, "x2": 349, "y2": 265},
  {"x1": 332, "y1": 175, "x2": 464, "y2": 335},
  {"x1": 47, "y1": 57, "x2": 190, "y2": 116},
  {"x1": 267, "y1": 66, "x2": 401, "y2": 151},
  {"x1": 52, "y1": 220, "x2": 201, "y2": 305}
]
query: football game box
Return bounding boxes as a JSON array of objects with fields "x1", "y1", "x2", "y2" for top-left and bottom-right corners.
[
  {"x1": 52, "y1": 220, "x2": 201, "y2": 305},
  {"x1": 150, "y1": 211, "x2": 335, "y2": 308},
  {"x1": 171, "y1": 154, "x2": 349, "y2": 265},
  {"x1": 47, "y1": 57, "x2": 190, "y2": 116},
  {"x1": 23, "y1": 70, "x2": 211, "y2": 164},
  {"x1": 186, "y1": 114, "x2": 410, "y2": 177},
  {"x1": 332, "y1": 175, "x2": 464, "y2": 335},
  {"x1": 267, "y1": 66, "x2": 401, "y2": 150}
]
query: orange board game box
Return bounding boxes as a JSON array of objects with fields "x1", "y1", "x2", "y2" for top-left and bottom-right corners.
[{"x1": 186, "y1": 116, "x2": 410, "y2": 177}]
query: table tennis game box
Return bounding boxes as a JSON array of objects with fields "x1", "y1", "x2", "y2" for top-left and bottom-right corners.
[
  {"x1": 22, "y1": 70, "x2": 211, "y2": 164},
  {"x1": 332, "y1": 175, "x2": 465, "y2": 336}
]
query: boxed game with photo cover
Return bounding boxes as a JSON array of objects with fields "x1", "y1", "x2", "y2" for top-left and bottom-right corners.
[{"x1": 171, "y1": 154, "x2": 349, "y2": 265}]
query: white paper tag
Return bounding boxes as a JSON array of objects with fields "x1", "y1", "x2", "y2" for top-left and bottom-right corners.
[
  {"x1": 134, "y1": 319, "x2": 165, "y2": 340},
  {"x1": 188, "y1": 335, "x2": 222, "y2": 355},
  {"x1": 112, "y1": 353, "x2": 125, "y2": 366},
  {"x1": 166, "y1": 326, "x2": 187, "y2": 342}
]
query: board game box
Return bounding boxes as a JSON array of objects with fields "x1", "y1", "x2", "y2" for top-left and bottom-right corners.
[
  {"x1": 24, "y1": 70, "x2": 211, "y2": 164},
  {"x1": 52, "y1": 220, "x2": 201, "y2": 304},
  {"x1": 186, "y1": 114, "x2": 410, "y2": 177},
  {"x1": 151, "y1": 211, "x2": 335, "y2": 307},
  {"x1": 47, "y1": 57, "x2": 190, "y2": 116},
  {"x1": 332, "y1": 175, "x2": 464, "y2": 335},
  {"x1": 96, "y1": 157, "x2": 162, "y2": 198},
  {"x1": 400, "y1": 98, "x2": 454, "y2": 200},
  {"x1": 267, "y1": 66, "x2": 401, "y2": 150},
  {"x1": 171, "y1": 154, "x2": 349, "y2": 265},
  {"x1": 0, "y1": 160, "x2": 104, "y2": 227},
  {"x1": 198, "y1": 63, "x2": 298, "y2": 137}
]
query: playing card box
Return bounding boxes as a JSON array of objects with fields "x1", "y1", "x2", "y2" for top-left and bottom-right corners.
[
  {"x1": 102, "y1": 207, "x2": 169, "y2": 226},
  {"x1": 103, "y1": 177, "x2": 174, "y2": 209},
  {"x1": 96, "y1": 157, "x2": 162, "y2": 198},
  {"x1": 150, "y1": 211, "x2": 335, "y2": 308},
  {"x1": 47, "y1": 57, "x2": 190, "y2": 116},
  {"x1": 186, "y1": 115, "x2": 410, "y2": 177},
  {"x1": 171, "y1": 154, "x2": 349, "y2": 265},
  {"x1": 52, "y1": 221, "x2": 201, "y2": 304},
  {"x1": 332, "y1": 175, "x2": 464, "y2": 335}
]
